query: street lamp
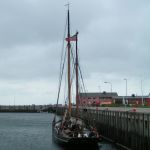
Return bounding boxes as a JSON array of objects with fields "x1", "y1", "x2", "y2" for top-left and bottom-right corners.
[
  {"x1": 104, "y1": 82, "x2": 112, "y2": 93},
  {"x1": 14, "y1": 96, "x2": 16, "y2": 106},
  {"x1": 124, "y1": 79, "x2": 127, "y2": 97},
  {"x1": 141, "y1": 80, "x2": 144, "y2": 106},
  {"x1": 124, "y1": 78, "x2": 128, "y2": 106}
]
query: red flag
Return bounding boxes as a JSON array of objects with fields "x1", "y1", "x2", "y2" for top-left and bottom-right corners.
[{"x1": 65, "y1": 34, "x2": 77, "y2": 41}]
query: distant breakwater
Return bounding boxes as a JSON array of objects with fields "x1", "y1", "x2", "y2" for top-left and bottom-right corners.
[{"x1": 0, "y1": 105, "x2": 51, "y2": 112}]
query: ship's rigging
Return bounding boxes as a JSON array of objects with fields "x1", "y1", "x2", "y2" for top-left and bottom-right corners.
[{"x1": 52, "y1": 6, "x2": 100, "y2": 146}]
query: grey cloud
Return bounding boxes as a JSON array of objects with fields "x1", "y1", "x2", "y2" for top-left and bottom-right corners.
[{"x1": 0, "y1": 0, "x2": 150, "y2": 104}]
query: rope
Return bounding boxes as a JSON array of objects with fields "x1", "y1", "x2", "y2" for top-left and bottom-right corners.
[{"x1": 55, "y1": 15, "x2": 68, "y2": 118}]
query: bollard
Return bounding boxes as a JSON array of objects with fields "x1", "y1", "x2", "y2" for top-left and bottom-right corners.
[{"x1": 132, "y1": 108, "x2": 136, "y2": 112}]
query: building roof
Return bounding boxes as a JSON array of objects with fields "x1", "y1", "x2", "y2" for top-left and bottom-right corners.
[{"x1": 79, "y1": 92, "x2": 118, "y2": 98}]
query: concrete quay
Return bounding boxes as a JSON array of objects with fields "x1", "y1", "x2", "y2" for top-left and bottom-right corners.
[{"x1": 89, "y1": 106, "x2": 150, "y2": 113}]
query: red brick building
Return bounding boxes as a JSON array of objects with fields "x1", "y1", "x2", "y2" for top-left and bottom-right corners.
[
  {"x1": 79, "y1": 92, "x2": 118, "y2": 106},
  {"x1": 79, "y1": 92, "x2": 150, "y2": 106}
]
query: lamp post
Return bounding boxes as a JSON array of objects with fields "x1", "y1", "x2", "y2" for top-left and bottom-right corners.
[
  {"x1": 104, "y1": 82, "x2": 112, "y2": 93},
  {"x1": 124, "y1": 78, "x2": 128, "y2": 107},
  {"x1": 124, "y1": 79, "x2": 127, "y2": 97},
  {"x1": 14, "y1": 96, "x2": 16, "y2": 106},
  {"x1": 141, "y1": 80, "x2": 144, "y2": 106}
]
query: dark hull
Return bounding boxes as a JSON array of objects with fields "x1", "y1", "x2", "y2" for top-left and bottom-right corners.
[{"x1": 52, "y1": 120, "x2": 100, "y2": 146}]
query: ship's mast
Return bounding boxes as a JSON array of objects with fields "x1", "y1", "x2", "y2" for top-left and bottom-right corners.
[
  {"x1": 75, "y1": 32, "x2": 79, "y2": 117},
  {"x1": 67, "y1": 7, "x2": 71, "y2": 115}
]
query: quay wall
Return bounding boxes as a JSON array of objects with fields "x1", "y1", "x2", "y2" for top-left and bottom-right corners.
[{"x1": 55, "y1": 107, "x2": 150, "y2": 150}]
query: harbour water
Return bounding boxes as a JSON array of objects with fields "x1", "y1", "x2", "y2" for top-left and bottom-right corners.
[{"x1": 0, "y1": 113, "x2": 120, "y2": 150}]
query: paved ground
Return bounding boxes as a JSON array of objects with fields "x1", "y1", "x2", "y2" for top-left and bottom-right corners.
[{"x1": 89, "y1": 107, "x2": 150, "y2": 113}]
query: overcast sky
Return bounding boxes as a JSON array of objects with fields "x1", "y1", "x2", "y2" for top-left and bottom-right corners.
[{"x1": 0, "y1": 0, "x2": 150, "y2": 105}]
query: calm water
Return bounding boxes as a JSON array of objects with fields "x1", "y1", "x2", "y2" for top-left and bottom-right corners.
[{"x1": 0, "y1": 113, "x2": 119, "y2": 150}]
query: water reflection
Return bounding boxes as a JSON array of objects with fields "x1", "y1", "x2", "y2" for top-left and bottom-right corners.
[
  {"x1": 52, "y1": 141, "x2": 119, "y2": 150},
  {"x1": 53, "y1": 143, "x2": 100, "y2": 150}
]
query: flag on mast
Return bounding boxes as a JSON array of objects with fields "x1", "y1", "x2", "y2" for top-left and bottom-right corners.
[{"x1": 65, "y1": 34, "x2": 77, "y2": 41}]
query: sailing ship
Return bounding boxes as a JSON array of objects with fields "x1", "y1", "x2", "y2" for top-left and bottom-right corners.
[{"x1": 52, "y1": 6, "x2": 100, "y2": 146}]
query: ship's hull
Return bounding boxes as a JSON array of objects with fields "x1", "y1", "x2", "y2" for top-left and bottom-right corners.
[{"x1": 52, "y1": 120, "x2": 100, "y2": 146}]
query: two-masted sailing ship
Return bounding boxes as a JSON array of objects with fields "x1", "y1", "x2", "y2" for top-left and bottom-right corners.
[{"x1": 52, "y1": 7, "x2": 100, "y2": 145}]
